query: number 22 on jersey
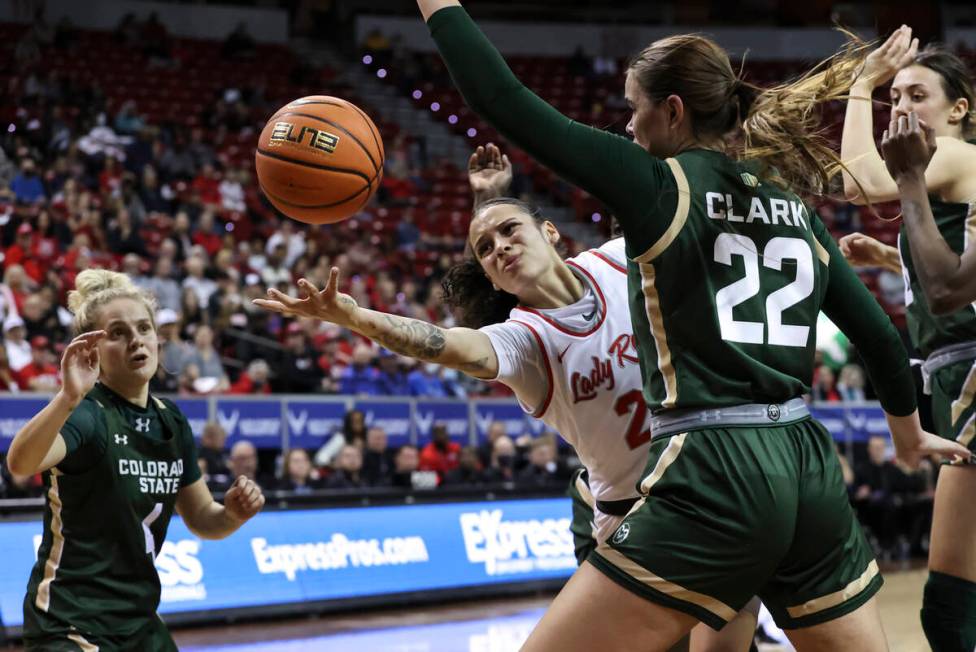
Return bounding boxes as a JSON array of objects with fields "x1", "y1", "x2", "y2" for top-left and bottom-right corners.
[{"x1": 714, "y1": 234, "x2": 815, "y2": 347}]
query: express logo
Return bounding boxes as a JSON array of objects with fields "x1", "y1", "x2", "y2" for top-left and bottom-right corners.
[
  {"x1": 269, "y1": 122, "x2": 339, "y2": 154},
  {"x1": 156, "y1": 539, "x2": 207, "y2": 602}
]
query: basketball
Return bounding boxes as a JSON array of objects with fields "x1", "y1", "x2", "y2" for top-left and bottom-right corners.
[{"x1": 255, "y1": 96, "x2": 384, "y2": 224}]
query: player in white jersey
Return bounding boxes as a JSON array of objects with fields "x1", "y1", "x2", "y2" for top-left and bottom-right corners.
[{"x1": 255, "y1": 144, "x2": 758, "y2": 652}]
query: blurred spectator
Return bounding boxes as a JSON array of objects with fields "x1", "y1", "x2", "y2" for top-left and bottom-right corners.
[
  {"x1": 11, "y1": 159, "x2": 45, "y2": 203},
  {"x1": 853, "y1": 436, "x2": 913, "y2": 559},
  {"x1": 3, "y1": 224, "x2": 42, "y2": 282},
  {"x1": 325, "y1": 445, "x2": 364, "y2": 489},
  {"x1": 106, "y1": 209, "x2": 148, "y2": 257},
  {"x1": 408, "y1": 362, "x2": 450, "y2": 397},
  {"x1": 145, "y1": 257, "x2": 182, "y2": 313},
  {"x1": 265, "y1": 220, "x2": 307, "y2": 269},
  {"x1": 314, "y1": 409, "x2": 368, "y2": 467},
  {"x1": 517, "y1": 437, "x2": 563, "y2": 487},
  {"x1": 198, "y1": 421, "x2": 230, "y2": 478},
  {"x1": 182, "y1": 325, "x2": 230, "y2": 394},
  {"x1": 154, "y1": 308, "x2": 189, "y2": 391},
  {"x1": 260, "y1": 242, "x2": 292, "y2": 289},
  {"x1": 376, "y1": 349, "x2": 411, "y2": 396},
  {"x1": 811, "y1": 364, "x2": 841, "y2": 402},
  {"x1": 222, "y1": 440, "x2": 274, "y2": 490},
  {"x1": 478, "y1": 421, "x2": 508, "y2": 467},
  {"x1": 837, "y1": 364, "x2": 866, "y2": 402},
  {"x1": 229, "y1": 359, "x2": 272, "y2": 394},
  {"x1": 419, "y1": 423, "x2": 460, "y2": 480},
  {"x1": 0, "y1": 346, "x2": 19, "y2": 392},
  {"x1": 14, "y1": 336, "x2": 60, "y2": 391},
  {"x1": 339, "y1": 344, "x2": 382, "y2": 396},
  {"x1": 219, "y1": 168, "x2": 246, "y2": 213},
  {"x1": 486, "y1": 435, "x2": 517, "y2": 483},
  {"x1": 114, "y1": 101, "x2": 145, "y2": 136},
  {"x1": 274, "y1": 322, "x2": 325, "y2": 393},
  {"x1": 362, "y1": 426, "x2": 394, "y2": 486},
  {"x1": 443, "y1": 446, "x2": 489, "y2": 486},
  {"x1": 277, "y1": 448, "x2": 321, "y2": 493},
  {"x1": 3, "y1": 315, "x2": 31, "y2": 372},
  {"x1": 388, "y1": 444, "x2": 437, "y2": 490},
  {"x1": 182, "y1": 255, "x2": 217, "y2": 310}
]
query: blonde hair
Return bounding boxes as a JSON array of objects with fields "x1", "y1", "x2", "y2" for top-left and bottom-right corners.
[{"x1": 67, "y1": 268, "x2": 158, "y2": 334}]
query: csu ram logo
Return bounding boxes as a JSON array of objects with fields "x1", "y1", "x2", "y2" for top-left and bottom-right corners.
[{"x1": 269, "y1": 121, "x2": 340, "y2": 154}]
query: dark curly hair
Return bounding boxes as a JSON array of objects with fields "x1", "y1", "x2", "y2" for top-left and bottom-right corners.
[{"x1": 441, "y1": 198, "x2": 544, "y2": 329}]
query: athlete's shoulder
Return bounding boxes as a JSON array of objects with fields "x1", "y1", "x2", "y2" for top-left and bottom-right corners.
[{"x1": 580, "y1": 238, "x2": 628, "y2": 272}]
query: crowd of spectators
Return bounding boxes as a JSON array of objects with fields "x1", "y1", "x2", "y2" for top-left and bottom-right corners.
[{"x1": 0, "y1": 14, "x2": 948, "y2": 559}]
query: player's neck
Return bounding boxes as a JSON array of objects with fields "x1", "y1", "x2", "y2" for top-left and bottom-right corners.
[
  {"x1": 520, "y1": 262, "x2": 583, "y2": 309},
  {"x1": 99, "y1": 376, "x2": 150, "y2": 408}
]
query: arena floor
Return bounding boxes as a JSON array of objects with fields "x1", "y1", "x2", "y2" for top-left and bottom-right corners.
[{"x1": 2, "y1": 568, "x2": 930, "y2": 651}]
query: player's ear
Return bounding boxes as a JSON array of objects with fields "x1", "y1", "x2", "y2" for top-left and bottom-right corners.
[{"x1": 541, "y1": 221, "x2": 560, "y2": 245}]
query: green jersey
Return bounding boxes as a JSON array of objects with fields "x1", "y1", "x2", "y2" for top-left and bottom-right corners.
[
  {"x1": 429, "y1": 5, "x2": 916, "y2": 416},
  {"x1": 899, "y1": 183, "x2": 976, "y2": 357},
  {"x1": 23, "y1": 383, "x2": 201, "y2": 639}
]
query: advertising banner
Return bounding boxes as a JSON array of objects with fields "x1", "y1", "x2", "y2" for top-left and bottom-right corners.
[
  {"x1": 171, "y1": 398, "x2": 210, "y2": 439},
  {"x1": 414, "y1": 400, "x2": 470, "y2": 445},
  {"x1": 214, "y1": 399, "x2": 283, "y2": 449},
  {"x1": 0, "y1": 397, "x2": 48, "y2": 453},
  {"x1": 356, "y1": 400, "x2": 412, "y2": 448},
  {"x1": 284, "y1": 400, "x2": 348, "y2": 451},
  {"x1": 0, "y1": 498, "x2": 575, "y2": 628}
]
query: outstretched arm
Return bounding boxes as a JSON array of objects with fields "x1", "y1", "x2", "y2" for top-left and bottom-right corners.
[
  {"x1": 253, "y1": 270, "x2": 499, "y2": 379},
  {"x1": 883, "y1": 112, "x2": 976, "y2": 314},
  {"x1": 837, "y1": 232, "x2": 901, "y2": 274},
  {"x1": 418, "y1": 2, "x2": 674, "y2": 254}
]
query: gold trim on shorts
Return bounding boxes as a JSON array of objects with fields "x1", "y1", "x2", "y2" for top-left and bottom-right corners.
[{"x1": 785, "y1": 559, "x2": 880, "y2": 618}]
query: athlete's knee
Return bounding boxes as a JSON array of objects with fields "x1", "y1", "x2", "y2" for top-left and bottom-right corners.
[{"x1": 921, "y1": 570, "x2": 976, "y2": 652}]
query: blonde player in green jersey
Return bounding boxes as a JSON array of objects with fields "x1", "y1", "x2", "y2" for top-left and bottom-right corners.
[
  {"x1": 413, "y1": 2, "x2": 971, "y2": 650},
  {"x1": 7, "y1": 269, "x2": 264, "y2": 651},
  {"x1": 838, "y1": 26, "x2": 976, "y2": 651}
]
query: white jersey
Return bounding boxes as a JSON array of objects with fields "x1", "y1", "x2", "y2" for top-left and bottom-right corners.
[{"x1": 483, "y1": 238, "x2": 650, "y2": 544}]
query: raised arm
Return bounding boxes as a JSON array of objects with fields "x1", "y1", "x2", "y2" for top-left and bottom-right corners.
[
  {"x1": 418, "y1": 2, "x2": 673, "y2": 249},
  {"x1": 882, "y1": 112, "x2": 976, "y2": 314},
  {"x1": 6, "y1": 331, "x2": 105, "y2": 476},
  {"x1": 469, "y1": 143, "x2": 512, "y2": 208},
  {"x1": 841, "y1": 26, "x2": 960, "y2": 204},
  {"x1": 177, "y1": 476, "x2": 264, "y2": 540},
  {"x1": 254, "y1": 270, "x2": 499, "y2": 379}
]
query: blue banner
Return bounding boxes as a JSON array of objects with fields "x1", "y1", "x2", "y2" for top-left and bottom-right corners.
[
  {"x1": 415, "y1": 400, "x2": 470, "y2": 446},
  {"x1": 0, "y1": 498, "x2": 576, "y2": 628},
  {"x1": 356, "y1": 400, "x2": 412, "y2": 447},
  {"x1": 0, "y1": 397, "x2": 48, "y2": 453},
  {"x1": 285, "y1": 400, "x2": 348, "y2": 450},
  {"x1": 172, "y1": 398, "x2": 210, "y2": 439},
  {"x1": 214, "y1": 399, "x2": 283, "y2": 449},
  {"x1": 473, "y1": 401, "x2": 532, "y2": 443},
  {"x1": 810, "y1": 404, "x2": 888, "y2": 443}
]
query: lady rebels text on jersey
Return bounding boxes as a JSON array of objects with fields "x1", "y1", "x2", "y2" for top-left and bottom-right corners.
[{"x1": 482, "y1": 238, "x2": 650, "y2": 543}]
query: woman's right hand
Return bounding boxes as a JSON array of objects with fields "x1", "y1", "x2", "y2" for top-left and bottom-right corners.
[
  {"x1": 59, "y1": 331, "x2": 105, "y2": 406},
  {"x1": 854, "y1": 25, "x2": 918, "y2": 90},
  {"x1": 838, "y1": 232, "x2": 891, "y2": 268},
  {"x1": 469, "y1": 143, "x2": 512, "y2": 201},
  {"x1": 252, "y1": 268, "x2": 359, "y2": 327}
]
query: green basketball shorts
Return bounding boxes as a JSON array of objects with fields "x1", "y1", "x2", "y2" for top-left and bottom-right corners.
[
  {"x1": 929, "y1": 357, "x2": 976, "y2": 458},
  {"x1": 589, "y1": 418, "x2": 881, "y2": 630},
  {"x1": 24, "y1": 614, "x2": 178, "y2": 652},
  {"x1": 568, "y1": 468, "x2": 598, "y2": 565}
]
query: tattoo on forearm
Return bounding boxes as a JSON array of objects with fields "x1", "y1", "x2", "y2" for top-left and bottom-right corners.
[{"x1": 371, "y1": 315, "x2": 448, "y2": 360}]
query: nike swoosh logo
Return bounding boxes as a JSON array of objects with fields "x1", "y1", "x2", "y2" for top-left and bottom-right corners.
[
  {"x1": 556, "y1": 343, "x2": 572, "y2": 364},
  {"x1": 582, "y1": 310, "x2": 597, "y2": 321}
]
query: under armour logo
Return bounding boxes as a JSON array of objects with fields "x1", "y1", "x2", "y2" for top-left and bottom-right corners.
[
  {"x1": 134, "y1": 418, "x2": 151, "y2": 433},
  {"x1": 114, "y1": 434, "x2": 128, "y2": 445}
]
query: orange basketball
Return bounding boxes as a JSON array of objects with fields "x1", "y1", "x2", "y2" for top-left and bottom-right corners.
[{"x1": 255, "y1": 96, "x2": 384, "y2": 225}]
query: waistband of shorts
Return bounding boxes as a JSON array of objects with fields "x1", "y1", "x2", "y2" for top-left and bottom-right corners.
[
  {"x1": 576, "y1": 468, "x2": 640, "y2": 517},
  {"x1": 650, "y1": 398, "x2": 810, "y2": 439},
  {"x1": 920, "y1": 341, "x2": 976, "y2": 394}
]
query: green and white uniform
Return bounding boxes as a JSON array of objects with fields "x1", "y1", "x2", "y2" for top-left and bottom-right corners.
[
  {"x1": 23, "y1": 383, "x2": 200, "y2": 651},
  {"x1": 901, "y1": 180, "x2": 976, "y2": 455},
  {"x1": 429, "y1": 6, "x2": 917, "y2": 630}
]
